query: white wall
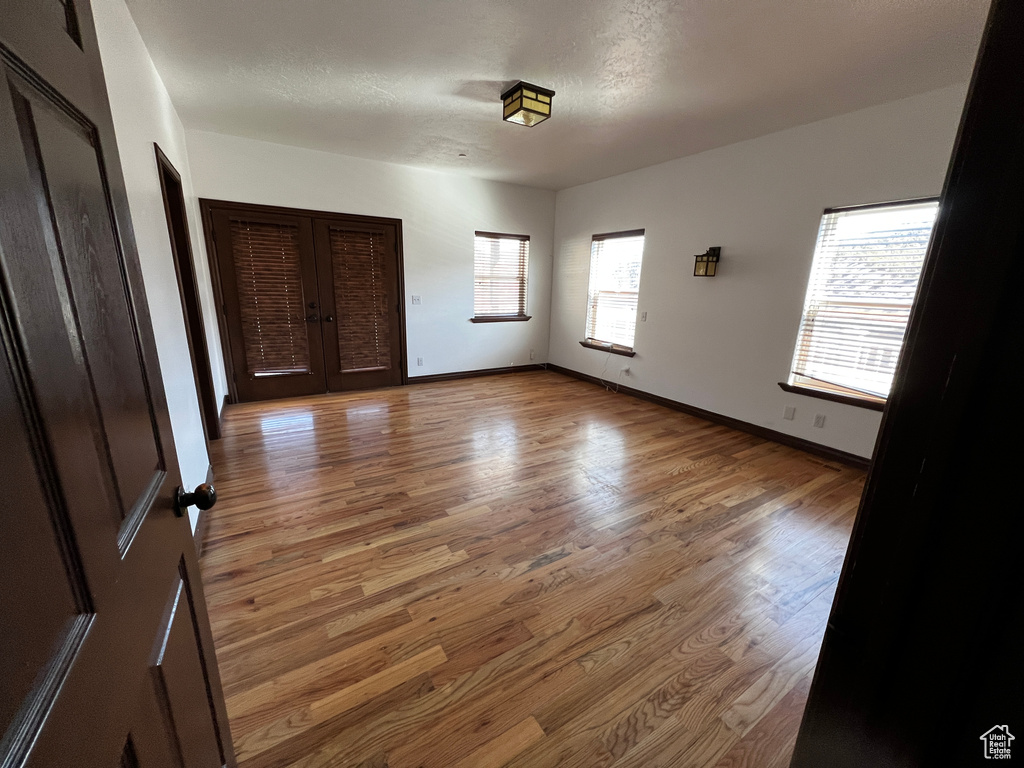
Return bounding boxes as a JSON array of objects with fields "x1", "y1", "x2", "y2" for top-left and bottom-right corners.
[
  {"x1": 91, "y1": 0, "x2": 967, "y2": 466},
  {"x1": 550, "y1": 85, "x2": 968, "y2": 459},
  {"x1": 185, "y1": 131, "x2": 556, "y2": 377},
  {"x1": 92, "y1": 0, "x2": 230, "y2": 531}
]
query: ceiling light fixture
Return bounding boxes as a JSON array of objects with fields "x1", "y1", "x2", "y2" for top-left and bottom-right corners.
[{"x1": 501, "y1": 81, "x2": 555, "y2": 127}]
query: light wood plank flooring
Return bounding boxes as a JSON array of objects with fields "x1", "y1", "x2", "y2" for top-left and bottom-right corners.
[{"x1": 202, "y1": 371, "x2": 864, "y2": 768}]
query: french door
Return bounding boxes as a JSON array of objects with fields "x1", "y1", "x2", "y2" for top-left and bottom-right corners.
[
  {"x1": 202, "y1": 200, "x2": 405, "y2": 402},
  {"x1": 313, "y1": 217, "x2": 403, "y2": 392}
]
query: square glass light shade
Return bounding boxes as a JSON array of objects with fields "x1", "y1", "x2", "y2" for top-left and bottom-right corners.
[
  {"x1": 502, "y1": 82, "x2": 555, "y2": 127},
  {"x1": 694, "y1": 247, "x2": 721, "y2": 277}
]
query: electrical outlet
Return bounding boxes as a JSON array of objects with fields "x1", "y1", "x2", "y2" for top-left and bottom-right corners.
[
  {"x1": 813, "y1": 414, "x2": 826, "y2": 428},
  {"x1": 783, "y1": 406, "x2": 796, "y2": 421},
  {"x1": 529, "y1": 349, "x2": 535, "y2": 360},
  {"x1": 416, "y1": 357, "x2": 423, "y2": 366},
  {"x1": 411, "y1": 295, "x2": 421, "y2": 305},
  {"x1": 641, "y1": 311, "x2": 648, "y2": 322},
  {"x1": 621, "y1": 366, "x2": 631, "y2": 376}
]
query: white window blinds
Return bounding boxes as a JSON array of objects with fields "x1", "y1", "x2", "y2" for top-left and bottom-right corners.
[
  {"x1": 585, "y1": 231, "x2": 645, "y2": 349},
  {"x1": 789, "y1": 200, "x2": 939, "y2": 401},
  {"x1": 473, "y1": 232, "x2": 529, "y2": 317}
]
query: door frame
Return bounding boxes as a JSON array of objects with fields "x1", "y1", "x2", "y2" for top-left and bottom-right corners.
[
  {"x1": 199, "y1": 198, "x2": 409, "y2": 403},
  {"x1": 155, "y1": 145, "x2": 221, "y2": 440}
]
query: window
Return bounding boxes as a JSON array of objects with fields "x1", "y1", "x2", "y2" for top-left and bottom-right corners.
[
  {"x1": 582, "y1": 229, "x2": 645, "y2": 355},
  {"x1": 471, "y1": 232, "x2": 530, "y2": 321},
  {"x1": 786, "y1": 199, "x2": 939, "y2": 406}
]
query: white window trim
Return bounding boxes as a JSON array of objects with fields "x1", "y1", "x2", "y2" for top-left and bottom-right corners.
[
  {"x1": 471, "y1": 231, "x2": 531, "y2": 321},
  {"x1": 785, "y1": 199, "x2": 939, "y2": 407},
  {"x1": 582, "y1": 230, "x2": 645, "y2": 353}
]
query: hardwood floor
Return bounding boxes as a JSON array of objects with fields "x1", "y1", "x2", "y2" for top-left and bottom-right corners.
[{"x1": 202, "y1": 371, "x2": 865, "y2": 768}]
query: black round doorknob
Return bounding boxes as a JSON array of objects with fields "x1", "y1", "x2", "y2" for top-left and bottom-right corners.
[
  {"x1": 323, "y1": 315, "x2": 334, "y2": 322},
  {"x1": 175, "y1": 483, "x2": 217, "y2": 517},
  {"x1": 307, "y1": 313, "x2": 319, "y2": 322}
]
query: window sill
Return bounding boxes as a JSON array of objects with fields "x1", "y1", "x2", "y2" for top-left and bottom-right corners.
[
  {"x1": 470, "y1": 315, "x2": 532, "y2": 323},
  {"x1": 778, "y1": 382, "x2": 885, "y2": 412},
  {"x1": 580, "y1": 340, "x2": 636, "y2": 357}
]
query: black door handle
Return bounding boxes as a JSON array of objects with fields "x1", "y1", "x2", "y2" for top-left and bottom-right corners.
[
  {"x1": 307, "y1": 313, "x2": 319, "y2": 322},
  {"x1": 323, "y1": 315, "x2": 334, "y2": 322},
  {"x1": 175, "y1": 483, "x2": 217, "y2": 517}
]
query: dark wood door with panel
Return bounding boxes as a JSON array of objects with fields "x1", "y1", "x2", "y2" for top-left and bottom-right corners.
[
  {"x1": 313, "y1": 218, "x2": 403, "y2": 392},
  {"x1": 203, "y1": 200, "x2": 404, "y2": 402},
  {"x1": 0, "y1": 4, "x2": 235, "y2": 768},
  {"x1": 207, "y1": 206, "x2": 326, "y2": 402}
]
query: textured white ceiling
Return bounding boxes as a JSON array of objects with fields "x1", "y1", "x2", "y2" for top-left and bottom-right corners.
[{"x1": 123, "y1": 0, "x2": 990, "y2": 190}]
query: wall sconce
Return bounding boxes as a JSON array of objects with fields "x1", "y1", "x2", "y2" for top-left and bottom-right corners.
[
  {"x1": 501, "y1": 81, "x2": 555, "y2": 126},
  {"x1": 694, "y1": 247, "x2": 721, "y2": 277}
]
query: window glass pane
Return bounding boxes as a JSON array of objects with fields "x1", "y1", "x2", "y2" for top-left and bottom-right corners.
[
  {"x1": 585, "y1": 233, "x2": 645, "y2": 348},
  {"x1": 790, "y1": 201, "x2": 939, "y2": 399},
  {"x1": 474, "y1": 234, "x2": 529, "y2": 316}
]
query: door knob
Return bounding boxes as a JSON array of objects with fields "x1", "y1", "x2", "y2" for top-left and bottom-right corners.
[
  {"x1": 175, "y1": 483, "x2": 217, "y2": 517},
  {"x1": 306, "y1": 313, "x2": 319, "y2": 322},
  {"x1": 323, "y1": 315, "x2": 334, "y2": 322}
]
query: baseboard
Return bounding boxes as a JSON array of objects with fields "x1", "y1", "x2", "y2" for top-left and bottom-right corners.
[
  {"x1": 193, "y1": 463, "x2": 215, "y2": 558},
  {"x1": 408, "y1": 363, "x2": 545, "y2": 385},
  {"x1": 546, "y1": 363, "x2": 871, "y2": 470}
]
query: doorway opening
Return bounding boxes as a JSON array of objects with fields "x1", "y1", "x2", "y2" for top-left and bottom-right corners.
[{"x1": 155, "y1": 145, "x2": 221, "y2": 440}]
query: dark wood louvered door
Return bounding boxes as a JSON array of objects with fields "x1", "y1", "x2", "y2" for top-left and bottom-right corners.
[
  {"x1": 313, "y1": 219, "x2": 403, "y2": 391},
  {"x1": 209, "y1": 208, "x2": 327, "y2": 401},
  {"x1": 1, "y1": 3, "x2": 234, "y2": 767},
  {"x1": 205, "y1": 201, "x2": 405, "y2": 402}
]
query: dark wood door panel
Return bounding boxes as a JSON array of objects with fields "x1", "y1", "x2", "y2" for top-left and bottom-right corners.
[
  {"x1": 0, "y1": 341, "x2": 92, "y2": 745},
  {"x1": 0, "y1": 4, "x2": 95, "y2": 115},
  {"x1": 314, "y1": 219, "x2": 403, "y2": 391},
  {"x1": 0, "y1": 66, "x2": 121, "y2": 763},
  {"x1": 129, "y1": 678, "x2": 183, "y2": 768},
  {"x1": 150, "y1": 570, "x2": 225, "y2": 768},
  {"x1": 0, "y1": 65, "x2": 125, "y2": 574},
  {"x1": 1, "y1": 3, "x2": 235, "y2": 767},
  {"x1": 209, "y1": 207, "x2": 326, "y2": 402},
  {"x1": 20, "y1": 513, "x2": 181, "y2": 768},
  {"x1": 9, "y1": 70, "x2": 163, "y2": 520}
]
